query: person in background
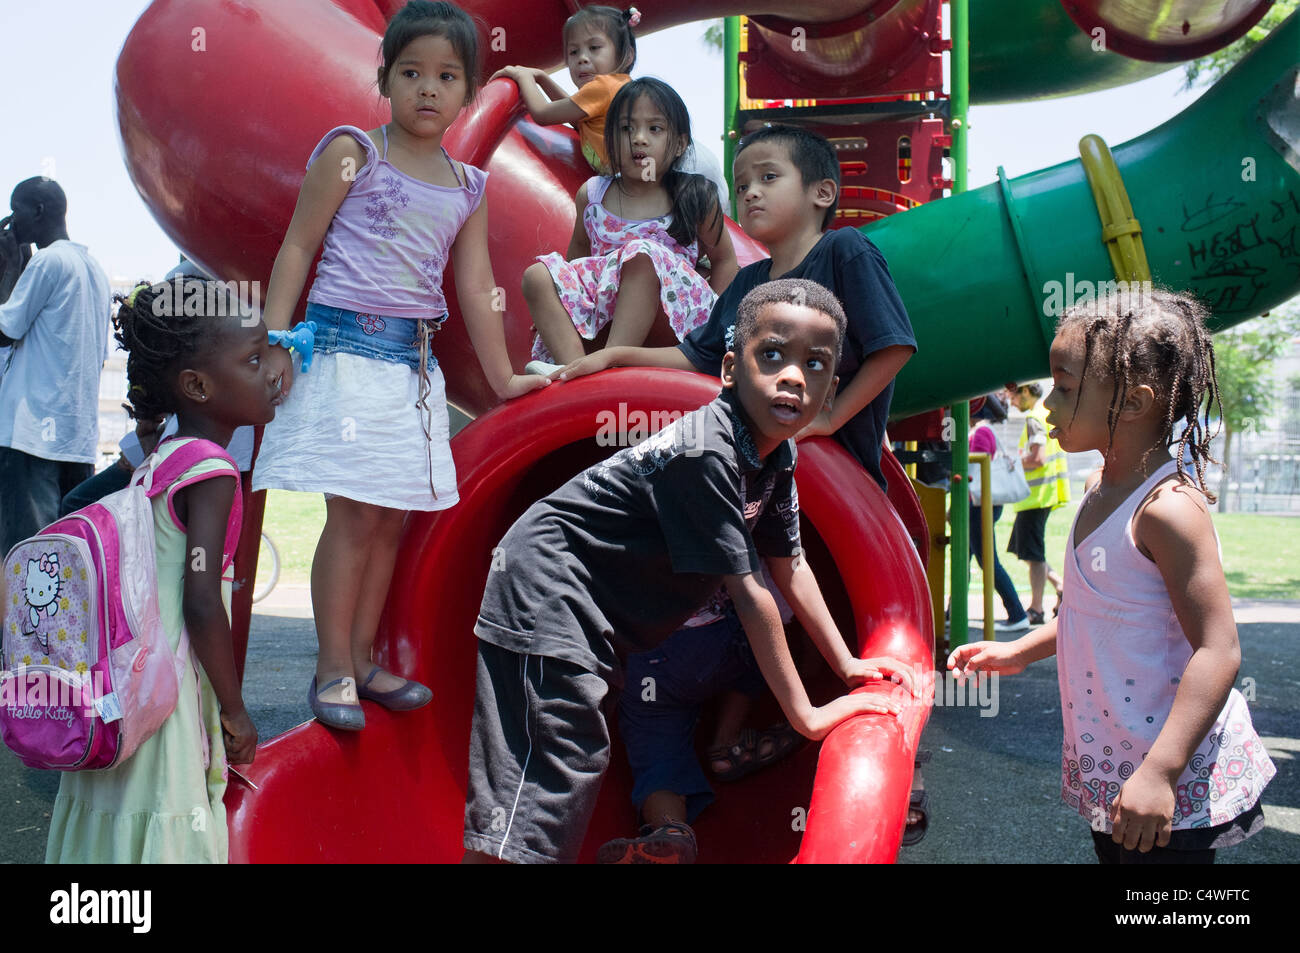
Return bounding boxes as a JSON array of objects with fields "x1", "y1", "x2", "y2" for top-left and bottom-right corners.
[
  {"x1": 1006, "y1": 381, "x2": 1068, "y2": 625},
  {"x1": 0, "y1": 177, "x2": 111, "y2": 553},
  {"x1": 967, "y1": 392, "x2": 1029, "y2": 632}
]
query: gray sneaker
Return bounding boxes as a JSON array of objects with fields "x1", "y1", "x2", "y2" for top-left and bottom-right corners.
[{"x1": 995, "y1": 616, "x2": 1031, "y2": 633}]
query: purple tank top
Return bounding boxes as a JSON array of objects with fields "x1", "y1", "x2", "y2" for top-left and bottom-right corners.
[{"x1": 306, "y1": 125, "x2": 487, "y2": 319}]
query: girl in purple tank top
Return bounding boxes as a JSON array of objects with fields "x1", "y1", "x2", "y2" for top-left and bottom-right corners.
[
  {"x1": 253, "y1": 2, "x2": 548, "y2": 731},
  {"x1": 950, "y1": 288, "x2": 1274, "y2": 864}
]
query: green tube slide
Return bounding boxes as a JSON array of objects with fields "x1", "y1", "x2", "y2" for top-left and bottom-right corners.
[{"x1": 870, "y1": 10, "x2": 1300, "y2": 418}]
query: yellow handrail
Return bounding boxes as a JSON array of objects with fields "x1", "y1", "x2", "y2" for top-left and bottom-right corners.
[{"x1": 1078, "y1": 134, "x2": 1152, "y2": 284}]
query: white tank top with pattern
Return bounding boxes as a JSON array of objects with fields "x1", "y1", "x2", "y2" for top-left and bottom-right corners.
[{"x1": 1058, "y1": 460, "x2": 1274, "y2": 832}]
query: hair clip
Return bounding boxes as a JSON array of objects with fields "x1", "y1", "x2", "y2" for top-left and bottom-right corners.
[
  {"x1": 123, "y1": 281, "x2": 151, "y2": 308},
  {"x1": 627, "y1": 6, "x2": 641, "y2": 27}
]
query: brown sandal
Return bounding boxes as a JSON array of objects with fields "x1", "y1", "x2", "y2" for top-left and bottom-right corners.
[{"x1": 708, "y1": 722, "x2": 805, "y2": 782}]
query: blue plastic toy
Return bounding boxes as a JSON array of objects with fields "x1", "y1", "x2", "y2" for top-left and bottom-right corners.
[{"x1": 268, "y1": 320, "x2": 317, "y2": 373}]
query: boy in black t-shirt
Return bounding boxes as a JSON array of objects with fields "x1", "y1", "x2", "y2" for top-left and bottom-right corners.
[
  {"x1": 554, "y1": 125, "x2": 924, "y2": 854},
  {"x1": 462, "y1": 280, "x2": 914, "y2": 864}
]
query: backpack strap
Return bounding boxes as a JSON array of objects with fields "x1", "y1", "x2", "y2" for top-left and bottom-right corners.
[{"x1": 134, "y1": 437, "x2": 243, "y2": 576}]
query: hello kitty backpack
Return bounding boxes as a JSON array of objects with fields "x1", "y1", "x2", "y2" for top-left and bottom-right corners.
[{"x1": 0, "y1": 438, "x2": 241, "y2": 770}]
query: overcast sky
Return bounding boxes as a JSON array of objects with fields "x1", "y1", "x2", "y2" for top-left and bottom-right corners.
[{"x1": 2, "y1": 0, "x2": 1207, "y2": 283}]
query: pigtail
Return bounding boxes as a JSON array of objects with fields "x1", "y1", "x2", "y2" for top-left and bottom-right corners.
[
  {"x1": 664, "y1": 169, "x2": 721, "y2": 251},
  {"x1": 1168, "y1": 295, "x2": 1223, "y2": 502},
  {"x1": 618, "y1": 7, "x2": 640, "y2": 69}
]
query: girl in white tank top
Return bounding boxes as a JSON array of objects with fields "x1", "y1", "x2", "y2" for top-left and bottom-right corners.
[{"x1": 949, "y1": 288, "x2": 1274, "y2": 863}]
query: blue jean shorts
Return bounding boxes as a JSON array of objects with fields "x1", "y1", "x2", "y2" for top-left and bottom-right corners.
[
  {"x1": 306, "y1": 301, "x2": 445, "y2": 372},
  {"x1": 618, "y1": 612, "x2": 766, "y2": 821}
]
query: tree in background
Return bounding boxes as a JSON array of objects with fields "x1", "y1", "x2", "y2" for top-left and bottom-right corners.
[
  {"x1": 1213, "y1": 304, "x2": 1300, "y2": 512},
  {"x1": 702, "y1": 19, "x2": 723, "y2": 51},
  {"x1": 1183, "y1": 0, "x2": 1298, "y2": 88}
]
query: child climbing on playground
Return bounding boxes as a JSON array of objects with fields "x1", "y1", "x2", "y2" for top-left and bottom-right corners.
[
  {"x1": 45, "y1": 280, "x2": 274, "y2": 863},
  {"x1": 490, "y1": 4, "x2": 638, "y2": 176},
  {"x1": 949, "y1": 288, "x2": 1275, "y2": 864},
  {"x1": 254, "y1": 0, "x2": 548, "y2": 731},
  {"x1": 489, "y1": 5, "x2": 730, "y2": 206},
  {"x1": 552, "y1": 124, "x2": 923, "y2": 847},
  {"x1": 463, "y1": 279, "x2": 915, "y2": 864},
  {"x1": 518, "y1": 77, "x2": 737, "y2": 370}
]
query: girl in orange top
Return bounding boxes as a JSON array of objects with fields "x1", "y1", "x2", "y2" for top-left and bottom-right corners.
[{"x1": 491, "y1": 5, "x2": 638, "y2": 174}]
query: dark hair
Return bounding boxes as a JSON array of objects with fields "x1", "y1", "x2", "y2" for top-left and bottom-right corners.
[
  {"x1": 12, "y1": 177, "x2": 68, "y2": 219},
  {"x1": 733, "y1": 279, "x2": 847, "y2": 366},
  {"x1": 113, "y1": 280, "x2": 233, "y2": 421},
  {"x1": 1010, "y1": 381, "x2": 1043, "y2": 398},
  {"x1": 605, "y1": 78, "x2": 722, "y2": 249},
  {"x1": 379, "y1": 1, "x2": 480, "y2": 105},
  {"x1": 563, "y1": 5, "x2": 637, "y2": 73},
  {"x1": 1057, "y1": 286, "x2": 1223, "y2": 501},
  {"x1": 973, "y1": 392, "x2": 1008, "y2": 422},
  {"x1": 736, "y1": 125, "x2": 841, "y2": 231}
]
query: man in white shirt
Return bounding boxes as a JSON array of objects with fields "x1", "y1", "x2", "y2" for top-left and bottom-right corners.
[{"x1": 0, "y1": 177, "x2": 111, "y2": 551}]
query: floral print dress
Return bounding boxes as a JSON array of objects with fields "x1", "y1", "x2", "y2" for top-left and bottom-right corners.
[{"x1": 531, "y1": 176, "x2": 715, "y2": 362}]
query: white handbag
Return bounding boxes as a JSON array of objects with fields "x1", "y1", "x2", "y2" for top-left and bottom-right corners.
[{"x1": 969, "y1": 433, "x2": 1030, "y2": 506}]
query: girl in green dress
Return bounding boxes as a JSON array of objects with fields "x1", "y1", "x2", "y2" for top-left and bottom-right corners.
[{"x1": 46, "y1": 280, "x2": 279, "y2": 863}]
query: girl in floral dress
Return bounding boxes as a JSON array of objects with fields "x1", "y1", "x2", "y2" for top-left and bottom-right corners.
[{"x1": 522, "y1": 78, "x2": 737, "y2": 370}]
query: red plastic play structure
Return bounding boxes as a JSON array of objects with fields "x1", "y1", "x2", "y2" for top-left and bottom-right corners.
[{"x1": 114, "y1": 0, "x2": 1291, "y2": 861}]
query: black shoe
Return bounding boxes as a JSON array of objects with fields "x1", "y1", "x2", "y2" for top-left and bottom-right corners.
[{"x1": 1026, "y1": 609, "x2": 1046, "y2": 626}]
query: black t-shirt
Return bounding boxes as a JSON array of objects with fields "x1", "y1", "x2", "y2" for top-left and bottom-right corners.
[
  {"x1": 475, "y1": 390, "x2": 801, "y2": 685},
  {"x1": 678, "y1": 228, "x2": 916, "y2": 491}
]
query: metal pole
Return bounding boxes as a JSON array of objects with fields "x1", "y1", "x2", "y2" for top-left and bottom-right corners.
[
  {"x1": 948, "y1": 0, "x2": 972, "y2": 648},
  {"x1": 723, "y1": 16, "x2": 740, "y2": 198}
]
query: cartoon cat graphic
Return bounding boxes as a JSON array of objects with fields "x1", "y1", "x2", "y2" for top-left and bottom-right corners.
[{"x1": 24, "y1": 553, "x2": 60, "y2": 649}]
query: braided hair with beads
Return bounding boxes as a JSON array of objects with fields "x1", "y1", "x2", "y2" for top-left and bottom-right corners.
[
  {"x1": 1056, "y1": 286, "x2": 1224, "y2": 502},
  {"x1": 112, "y1": 280, "x2": 218, "y2": 422}
]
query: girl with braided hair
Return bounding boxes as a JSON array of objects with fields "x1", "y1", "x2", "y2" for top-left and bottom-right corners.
[
  {"x1": 950, "y1": 288, "x2": 1274, "y2": 864},
  {"x1": 46, "y1": 280, "x2": 278, "y2": 863}
]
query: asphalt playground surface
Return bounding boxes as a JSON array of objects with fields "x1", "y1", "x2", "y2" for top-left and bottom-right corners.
[{"x1": 2, "y1": 590, "x2": 1295, "y2": 864}]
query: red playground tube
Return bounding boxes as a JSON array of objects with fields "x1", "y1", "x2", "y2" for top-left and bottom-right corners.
[{"x1": 225, "y1": 370, "x2": 933, "y2": 863}]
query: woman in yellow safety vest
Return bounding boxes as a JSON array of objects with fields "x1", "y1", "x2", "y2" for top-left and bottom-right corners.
[{"x1": 1008, "y1": 382, "x2": 1069, "y2": 624}]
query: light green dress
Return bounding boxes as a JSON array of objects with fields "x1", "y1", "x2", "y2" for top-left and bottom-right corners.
[{"x1": 46, "y1": 440, "x2": 235, "y2": 863}]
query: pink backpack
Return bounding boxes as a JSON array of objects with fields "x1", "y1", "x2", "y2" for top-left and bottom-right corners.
[{"x1": 0, "y1": 438, "x2": 241, "y2": 770}]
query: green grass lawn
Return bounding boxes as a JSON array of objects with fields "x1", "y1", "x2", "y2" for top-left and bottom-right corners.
[
  {"x1": 949, "y1": 500, "x2": 1300, "y2": 605},
  {"x1": 259, "y1": 490, "x2": 326, "y2": 584},
  {"x1": 259, "y1": 488, "x2": 1299, "y2": 602}
]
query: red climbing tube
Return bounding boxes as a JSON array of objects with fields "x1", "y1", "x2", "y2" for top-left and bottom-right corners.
[{"x1": 225, "y1": 369, "x2": 932, "y2": 863}]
